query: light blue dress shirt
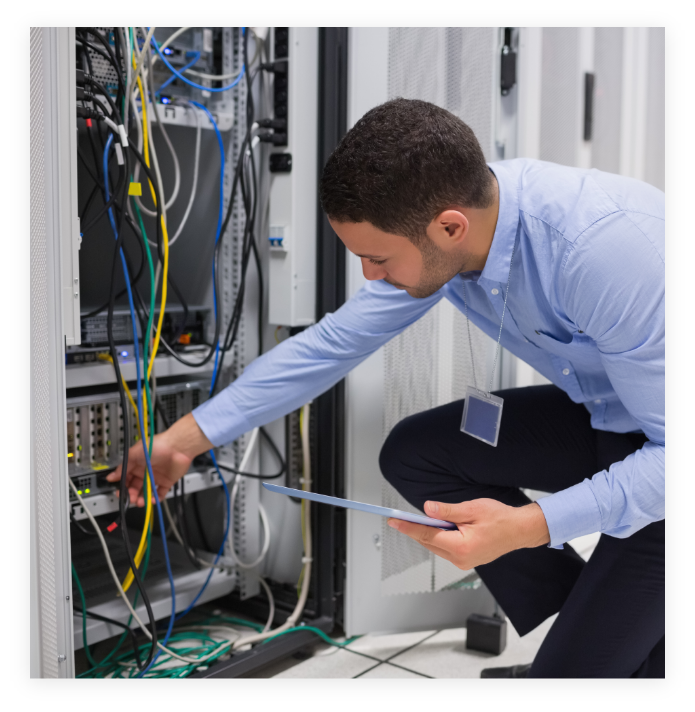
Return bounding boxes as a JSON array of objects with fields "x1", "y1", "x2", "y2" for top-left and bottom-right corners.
[{"x1": 193, "y1": 158, "x2": 665, "y2": 548}]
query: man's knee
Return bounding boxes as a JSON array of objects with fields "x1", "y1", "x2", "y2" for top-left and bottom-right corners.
[{"x1": 379, "y1": 413, "x2": 424, "y2": 490}]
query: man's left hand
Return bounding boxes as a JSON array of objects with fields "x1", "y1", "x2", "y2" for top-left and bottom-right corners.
[{"x1": 388, "y1": 499, "x2": 551, "y2": 570}]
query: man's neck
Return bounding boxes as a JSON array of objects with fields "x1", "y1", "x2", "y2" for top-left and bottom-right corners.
[{"x1": 461, "y1": 175, "x2": 500, "y2": 272}]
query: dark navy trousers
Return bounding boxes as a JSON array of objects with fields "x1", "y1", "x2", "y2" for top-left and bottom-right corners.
[{"x1": 379, "y1": 385, "x2": 664, "y2": 678}]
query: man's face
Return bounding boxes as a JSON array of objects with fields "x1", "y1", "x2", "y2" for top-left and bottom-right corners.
[{"x1": 328, "y1": 218, "x2": 472, "y2": 299}]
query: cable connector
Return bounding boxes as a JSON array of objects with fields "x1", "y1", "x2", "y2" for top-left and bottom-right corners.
[
  {"x1": 258, "y1": 133, "x2": 287, "y2": 146},
  {"x1": 257, "y1": 118, "x2": 287, "y2": 131},
  {"x1": 117, "y1": 124, "x2": 129, "y2": 148},
  {"x1": 260, "y1": 59, "x2": 288, "y2": 74},
  {"x1": 75, "y1": 68, "x2": 85, "y2": 87},
  {"x1": 76, "y1": 106, "x2": 101, "y2": 120}
]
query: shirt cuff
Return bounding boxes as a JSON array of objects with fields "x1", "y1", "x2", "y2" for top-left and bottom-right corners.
[
  {"x1": 536, "y1": 479, "x2": 603, "y2": 549},
  {"x1": 191, "y1": 392, "x2": 252, "y2": 448}
]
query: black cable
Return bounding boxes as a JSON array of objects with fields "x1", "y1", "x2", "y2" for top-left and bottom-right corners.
[
  {"x1": 174, "y1": 478, "x2": 201, "y2": 571},
  {"x1": 210, "y1": 427, "x2": 286, "y2": 479},
  {"x1": 72, "y1": 605, "x2": 144, "y2": 670},
  {"x1": 83, "y1": 75, "x2": 122, "y2": 123},
  {"x1": 70, "y1": 510, "x2": 99, "y2": 536},
  {"x1": 103, "y1": 141, "x2": 158, "y2": 671},
  {"x1": 81, "y1": 204, "x2": 147, "y2": 320},
  {"x1": 209, "y1": 35, "x2": 258, "y2": 395},
  {"x1": 76, "y1": 28, "x2": 126, "y2": 100},
  {"x1": 111, "y1": 26, "x2": 126, "y2": 111},
  {"x1": 75, "y1": 35, "x2": 113, "y2": 65},
  {"x1": 79, "y1": 182, "x2": 100, "y2": 223}
]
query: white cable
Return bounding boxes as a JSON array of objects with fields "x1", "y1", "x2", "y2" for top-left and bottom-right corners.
[
  {"x1": 227, "y1": 491, "x2": 271, "y2": 570},
  {"x1": 132, "y1": 33, "x2": 181, "y2": 216},
  {"x1": 101, "y1": 115, "x2": 120, "y2": 136},
  {"x1": 258, "y1": 577, "x2": 275, "y2": 633},
  {"x1": 121, "y1": 27, "x2": 132, "y2": 130},
  {"x1": 130, "y1": 26, "x2": 156, "y2": 92},
  {"x1": 162, "y1": 428, "x2": 262, "y2": 570},
  {"x1": 166, "y1": 102, "x2": 202, "y2": 246},
  {"x1": 151, "y1": 26, "x2": 190, "y2": 67},
  {"x1": 129, "y1": 35, "x2": 169, "y2": 231},
  {"x1": 231, "y1": 404, "x2": 313, "y2": 650},
  {"x1": 68, "y1": 476, "x2": 235, "y2": 665}
]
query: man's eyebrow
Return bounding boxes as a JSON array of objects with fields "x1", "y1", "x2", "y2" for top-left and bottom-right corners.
[{"x1": 356, "y1": 253, "x2": 384, "y2": 259}]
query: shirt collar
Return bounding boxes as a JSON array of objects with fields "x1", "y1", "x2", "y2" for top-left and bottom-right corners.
[{"x1": 477, "y1": 162, "x2": 520, "y2": 286}]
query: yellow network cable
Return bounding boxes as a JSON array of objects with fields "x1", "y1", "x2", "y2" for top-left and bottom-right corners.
[
  {"x1": 98, "y1": 354, "x2": 153, "y2": 592},
  {"x1": 134, "y1": 71, "x2": 169, "y2": 378},
  {"x1": 110, "y1": 42, "x2": 172, "y2": 593}
]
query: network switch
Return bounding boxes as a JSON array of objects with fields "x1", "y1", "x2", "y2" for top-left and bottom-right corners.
[{"x1": 67, "y1": 379, "x2": 210, "y2": 500}]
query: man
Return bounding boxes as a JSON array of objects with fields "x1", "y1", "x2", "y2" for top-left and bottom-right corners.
[{"x1": 108, "y1": 98, "x2": 665, "y2": 678}]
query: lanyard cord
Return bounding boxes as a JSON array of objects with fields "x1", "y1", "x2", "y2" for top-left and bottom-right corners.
[{"x1": 461, "y1": 241, "x2": 517, "y2": 395}]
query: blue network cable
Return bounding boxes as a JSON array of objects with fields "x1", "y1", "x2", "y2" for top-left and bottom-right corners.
[
  {"x1": 150, "y1": 30, "x2": 246, "y2": 93},
  {"x1": 174, "y1": 451, "x2": 231, "y2": 621},
  {"x1": 158, "y1": 51, "x2": 200, "y2": 94},
  {"x1": 102, "y1": 134, "x2": 177, "y2": 676},
  {"x1": 165, "y1": 101, "x2": 237, "y2": 621}
]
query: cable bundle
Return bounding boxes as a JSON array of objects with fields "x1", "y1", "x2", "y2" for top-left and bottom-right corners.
[{"x1": 72, "y1": 26, "x2": 308, "y2": 680}]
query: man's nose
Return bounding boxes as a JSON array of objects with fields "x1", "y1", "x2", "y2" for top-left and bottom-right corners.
[{"x1": 361, "y1": 258, "x2": 387, "y2": 281}]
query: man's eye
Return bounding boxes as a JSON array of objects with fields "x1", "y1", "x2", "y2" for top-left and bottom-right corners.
[{"x1": 369, "y1": 258, "x2": 385, "y2": 266}]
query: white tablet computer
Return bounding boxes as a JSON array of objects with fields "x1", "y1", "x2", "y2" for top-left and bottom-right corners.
[{"x1": 262, "y1": 482, "x2": 457, "y2": 530}]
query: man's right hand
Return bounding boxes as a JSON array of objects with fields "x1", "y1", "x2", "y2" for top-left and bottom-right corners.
[{"x1": 106, "y1": 412, "x2": 214, "y2": 507}]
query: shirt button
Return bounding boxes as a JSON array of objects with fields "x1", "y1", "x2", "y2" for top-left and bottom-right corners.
[
  {"x1": 562, "y1": 368, "x2": 570, "y2": 376},
  {"x1": 594, "y1": 399, "x2": 601, "y2": 404},
  {"x1": 491, "y1": 288, "x2": 499, "y2": 295}
]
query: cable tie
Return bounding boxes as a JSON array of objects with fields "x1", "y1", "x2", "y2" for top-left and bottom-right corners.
[
  {"x1": 117, "y1": 124, "x2": 129, "y2": 148},
  {"x1": 301, "y1": 556, "x2": 313, "y2": 564},
  {"x1": 107, "y1": 522, "x2": 118, "y2": 533},
  {"x1": 114, "y1": 142, "x2": 124, "y2": 165}
]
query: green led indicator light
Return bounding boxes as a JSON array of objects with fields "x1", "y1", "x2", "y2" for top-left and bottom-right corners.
[{"x1": 85, "y1": 488, "x2": 90, "y2": 494}]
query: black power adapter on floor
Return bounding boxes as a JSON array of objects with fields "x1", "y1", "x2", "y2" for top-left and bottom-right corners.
[{"x1": 466, "y1": 613, "x2": 508, "y2": 655}]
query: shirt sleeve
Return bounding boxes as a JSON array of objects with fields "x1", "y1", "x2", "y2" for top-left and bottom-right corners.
[
  {"x1": 536, "y1": 210, "x2": 665, "y2": 547},
  {"x1": 192, "y1": 279, "x2": 443, "y2": 447}
]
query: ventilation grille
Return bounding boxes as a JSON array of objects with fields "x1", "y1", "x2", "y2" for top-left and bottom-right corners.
[{"x1": 382, "y1": 28, "x2": 495, "y2": 595}]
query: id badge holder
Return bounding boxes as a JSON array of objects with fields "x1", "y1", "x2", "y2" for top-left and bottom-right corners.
[{"x1": 460, "y1": 385, "x2": 504, "y2": 447}]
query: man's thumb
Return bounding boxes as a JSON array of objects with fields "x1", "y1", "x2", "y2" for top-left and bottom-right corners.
[{"x1": 425, "y1": 500, "x2": 473, "y2": 521}]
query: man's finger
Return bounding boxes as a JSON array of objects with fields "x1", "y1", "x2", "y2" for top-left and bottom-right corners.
[
  {"x1": 388, "y1": 518, "x2": 462, "y2": 549},
  {"x1": 424, "y1": 500, "x2": 475, "y2": 522}
]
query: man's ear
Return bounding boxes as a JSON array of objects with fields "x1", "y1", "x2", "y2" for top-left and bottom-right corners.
[{"x1": 428, "y1": 209, "x2": 469, "y2": 249}]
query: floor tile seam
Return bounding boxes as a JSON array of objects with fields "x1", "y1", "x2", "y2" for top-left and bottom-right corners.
[
  {"x1": 382, "y1": 630, "x2": 441, "y2": 664},
  {"x1": 381, "y1": 661, "x2": 434, "y2": 679},
  {"x1": 352, "y1": 661, "x2": 383, "y2": 678},
  {"x1": 352, "y1": 661, "x2": 433, "y2": 679}
]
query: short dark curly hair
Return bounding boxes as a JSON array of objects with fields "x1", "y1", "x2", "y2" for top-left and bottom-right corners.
[{"x1": 320, "y1": 98, "x2": 495, "y2": 243}]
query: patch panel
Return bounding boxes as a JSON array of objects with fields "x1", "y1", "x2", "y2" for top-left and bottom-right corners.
[{"x1": 67, "y1": 379, "x2": 210, "y2": 498}]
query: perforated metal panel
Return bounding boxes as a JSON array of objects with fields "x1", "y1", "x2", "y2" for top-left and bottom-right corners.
[
  {"x1": 381, "y1": 28, "x2": 496, "y2": 595},
  {"x1": 644, "y1": 28, "x2": 665, "y2": 191},
  {"x1": 539, "y1": 28, "x2": 581, "y2": 167},
  {"x1": 30, "y1": 25, "x2": 61, "y2": 680},
  {"x1": 592, "y1": 28, "x2": 624, "y2": 175}
]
